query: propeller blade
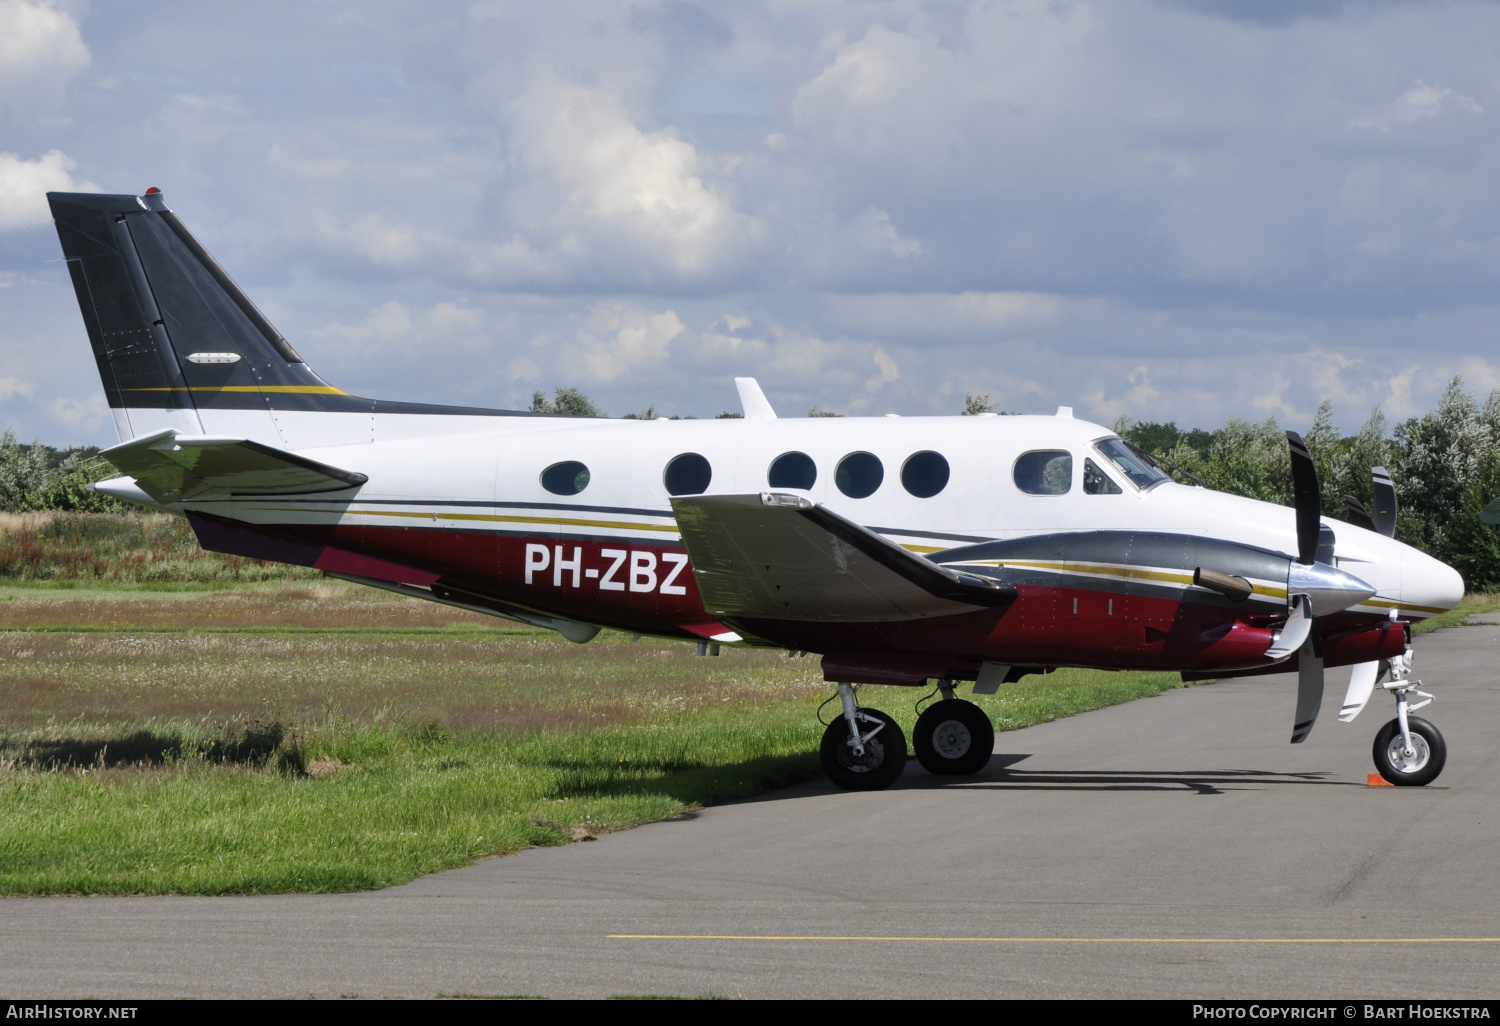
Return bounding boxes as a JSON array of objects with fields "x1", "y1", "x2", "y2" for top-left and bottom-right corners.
[
  {"x1": 1291, "y1": 634, "x2": 1324, "y2": 743},
  {"x1": 1343, "y1": 495, "x2": 1374, "y2": 532},
  {"x1": 1370, "y1": 466, "x2": 1397, "y2": 538},
  {"x1": 1338, "y1": 660, "x2": 1382, "y2": 723},
  {"x1": 1286, "y1": 431, "x2": 1321, "y2": 565},
  {"x1": 1265, "y1": 592, "x2": 1313, "y2": 660}
]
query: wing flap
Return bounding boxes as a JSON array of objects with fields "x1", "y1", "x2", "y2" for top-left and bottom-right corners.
[
  {"x1": 671, "y1": 492, "x2": 1014, "y2": 623},
  {"x1": 101, "y1": 428, "x2": 367, "y2": 501}
]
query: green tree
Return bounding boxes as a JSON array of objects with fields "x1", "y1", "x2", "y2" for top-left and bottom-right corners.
[
  {"x1": 1327, "y1": 407, "x2": 1393, "y2": 522},
  {"x1": 0, "y1": 429, "x2": 53, "y2": 511},
  {"x1": 1446, "y1": 448, "x2": 1500, "y2": 592},
  {"x1": 530, "y1": 387, "x2": 603, "y2": 417},
  {"x1": 1173, "y1": 416, "x2": 1291, "y2": 505},
  {"x1": 1392, "y1": 377, "x2": 1493, "y2": 560},
  {"x1": 962, "y1": 392, "x2": 999, "y2": 416}
]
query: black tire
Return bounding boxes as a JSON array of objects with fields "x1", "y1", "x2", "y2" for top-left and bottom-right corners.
[
  {"x1": 913, "y1": 699, "x2": 995, "y2": 776},
  {"x1": 1373, "y1": 716, "x2": 1447, "y2": 787},
  {"x1": 820, "y1": 709, "x2": 907, "y2": 791}
]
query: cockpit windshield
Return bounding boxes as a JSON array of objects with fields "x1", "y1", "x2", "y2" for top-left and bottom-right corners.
[{"x1": 1093, "y1": 437, "x2": 1168, "y2": 491}]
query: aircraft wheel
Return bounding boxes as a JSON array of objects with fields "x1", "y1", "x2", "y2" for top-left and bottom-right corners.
[
  {"x1": 1373, "y1": 716, "x2": 1447, "y2": 787},
  {"x1": 913, "y1": 699, "x2": 995, "y2": 776},
  {"x1": 820, "y1": 709, "x2": 907, "y2": 791}
]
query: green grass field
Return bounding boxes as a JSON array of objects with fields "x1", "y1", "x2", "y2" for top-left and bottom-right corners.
[{"x1": 0, "y1": 578, "x2": 1204, "y2": 896}]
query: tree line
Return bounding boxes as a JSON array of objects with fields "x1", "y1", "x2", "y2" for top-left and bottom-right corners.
[
  {"x1": 4, "y1": 377, "x2": 1497, "y2": 587},
  {"x1": 1114, "y1": 378, "x2": 1500, "y2": 591}
]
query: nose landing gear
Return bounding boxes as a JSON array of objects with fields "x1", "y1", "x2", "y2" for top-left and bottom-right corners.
[{"x1": 1370, "y1": 651, "x2": 1447, "y2": 786}]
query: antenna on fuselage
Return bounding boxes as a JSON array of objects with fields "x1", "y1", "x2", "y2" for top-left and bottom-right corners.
[{"x1": 735, "y1": 378, "x2": 777, "y2": 420}]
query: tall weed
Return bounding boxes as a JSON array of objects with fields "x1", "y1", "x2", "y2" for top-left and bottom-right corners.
[{"x1": 0, "y1": 512, "x2": 315, "y2": 583}]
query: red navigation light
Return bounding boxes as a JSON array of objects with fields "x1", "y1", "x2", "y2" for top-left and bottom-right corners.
[{"x1": 145, "y1": 187, "x2": 160, "y2": 194}]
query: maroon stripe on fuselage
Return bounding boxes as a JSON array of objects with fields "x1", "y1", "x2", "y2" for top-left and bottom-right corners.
[
  {"x1": 287, "y1": 522, "x2": 709, "y2": 633},
  {"x1": 238, "y1": 520, "x2": 1390, "y2": 676}
]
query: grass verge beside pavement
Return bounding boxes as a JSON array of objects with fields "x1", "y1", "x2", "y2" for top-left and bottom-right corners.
[
  {"x1": 1409, "y1": 592, "x2": 1500, "y2": 634},
  {"x1": 19, "y1": 580, "x2": 1480, "y2": 896}
]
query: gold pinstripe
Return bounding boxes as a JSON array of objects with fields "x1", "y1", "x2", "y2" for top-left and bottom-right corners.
[
  {"x1": 254, "y1": 506, "x2": 681, "y2": 535},
  {"x1": 125, "y1": 385, "x2": 350, "y2": 395},
  {"x1": 947, "y1": 558, "x2": 1446, "y2": 614},
  {"x1": 228, "y1": 507, "x2": 1453, "y2": 615}
]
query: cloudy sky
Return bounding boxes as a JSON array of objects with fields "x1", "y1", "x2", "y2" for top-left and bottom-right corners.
[{"x1": 3, "y1": 0, "x2": 1499, "y2": 444}]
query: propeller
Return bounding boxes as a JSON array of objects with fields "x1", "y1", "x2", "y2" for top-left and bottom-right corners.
[
  {"x1": 1342, "y1": 468, "x2": 1396, "y2": 537},
  {"x1": 1292, "y1": 633, "x2": 1324, "y2": 744},
  {"x1": 1343, "y1": 496, "x2": 1374, "y2": 532},
  {"x1": 1280, "y1": 432, "x2": 1377, "y2": 744},
  {"x1": 1339, "y1": 658, "x2": 1382, "y2": 722},
  {"x1": 1286, "y1": 432, "x2": 1321, "y2": 566},
  {"x1": 1370, "y1": 466, "x2": 1397, "y2": 538},
  {"x1": 1342, "y1": 467, "x2": 1397, "y2": 538}
]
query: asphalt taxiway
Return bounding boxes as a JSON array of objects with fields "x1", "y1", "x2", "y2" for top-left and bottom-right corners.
[{"x1": 4, "y1": 618, "x2": 1498, "y2": 999}]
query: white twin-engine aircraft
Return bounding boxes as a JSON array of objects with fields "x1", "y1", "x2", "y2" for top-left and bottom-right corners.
[{"x1": 48, "y1": 189, "x2": 1465, "y2": 790}]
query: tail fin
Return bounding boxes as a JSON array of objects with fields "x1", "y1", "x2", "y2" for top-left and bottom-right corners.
[{"x1": 48, "y1": 189, "x2": 348, "y2": 444}]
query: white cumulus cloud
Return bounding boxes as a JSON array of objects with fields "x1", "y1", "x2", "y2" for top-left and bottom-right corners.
[
  {"x1": 0, "y1": 0, "x2": 89, "y2": 112},
  {"x1": 46, "y1": 394, "x2": 107, "y2": 434},
  {"x1": 1350, "y1": 80, "x2": 1484, "y2": 132},
  {"x1": 0, "y1": 150, "x2": 96, "y2": 232},
  {"x1": 491, "y1": 76, "x2": 768, "y2": 286},
  {"x1": 565, "y1": 302, "x2": 688, "y2": 384}
]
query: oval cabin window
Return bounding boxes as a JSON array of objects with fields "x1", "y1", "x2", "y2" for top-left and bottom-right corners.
[
  {"x1": 835, "y1": 452, "x2": 884, "y2": 499},
  {"x1": 768, "y1": 451, "x2": 817, "y2": 490},
  {"x1": 541, "y1": 461, "x2": 591, "y2": 496},
  {"x1": 664, "y1": 452, "x2": 713, "y2": 496},
  {"x1": 1013, "y1": 450, "x2": 1072, "y2": 495},
  {"x1": 900, "y1": 451, "x2": 949, "y2": 498}
]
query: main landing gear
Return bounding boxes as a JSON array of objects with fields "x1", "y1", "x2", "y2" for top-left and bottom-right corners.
[
  {"x1": 820, "y1": 683, "x2": 907, "y2": 791},
  {"x1": 819, "y1": 682, "x2": 998, "y2": 790},
  {"x1": 1371, "y1": 652, "x2": 1447, "y2": 787},
  {"x1": 913, "y1": 685, "x2": 995, "y2": 777}
]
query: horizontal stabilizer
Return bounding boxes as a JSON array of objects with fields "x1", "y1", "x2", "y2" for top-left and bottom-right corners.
[
  {"x1": 188, "y1": 511, "x2": 436, "y2": 586},
  {"x1": 671, "y1": 492, "x2": 1015, "y2": 623},
  {"x1": 101, "y1": 428, "x2": 367, "y2": 502}
]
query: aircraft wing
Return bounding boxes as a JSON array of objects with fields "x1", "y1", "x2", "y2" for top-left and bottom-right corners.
[
  {"x1": 671, "y1": 492, "x2": 1016, "y2": 623},
  {"x1": 100, "y1": 428, "x2": 367, "y2": 502}
]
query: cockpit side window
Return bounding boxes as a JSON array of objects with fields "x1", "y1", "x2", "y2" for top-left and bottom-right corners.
[
  {"x1": 1013, "y1": 450, "x2": 1072, "y2": 495},
  {"x1": 1083, "y1": 457, "x2": 1122, "y2": 495},
  {"x1": 1093, "y1": 437, "x2": 1167, "y2": 490}
]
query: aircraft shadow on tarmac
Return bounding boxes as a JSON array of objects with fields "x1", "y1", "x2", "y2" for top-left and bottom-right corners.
[
  {"x1": 905, "y1": 756, "x2": 1351, "y2": 796},
  {"x1": 711, "y1": 755, "x2": 1354, "y2": 805}
]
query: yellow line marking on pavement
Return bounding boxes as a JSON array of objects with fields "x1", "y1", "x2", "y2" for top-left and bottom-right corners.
[{"x1": 608, "y1": 935, "x2": 1500, "y2": 944}]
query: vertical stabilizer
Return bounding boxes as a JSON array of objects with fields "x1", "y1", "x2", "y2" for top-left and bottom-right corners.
[{"x1": 47, "y1": 189, "x2": 345, "y2": 446}]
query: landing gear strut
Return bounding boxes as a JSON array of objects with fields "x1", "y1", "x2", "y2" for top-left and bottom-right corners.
[
  {"x1": 819, "y1": 683, "x2": 907, "y2": 791},
  {"x1": 913, "y1": 685, "x2": 995, "y2": 776},
  {"x1": 1371, "y1": 650, "x2": 1447, "y2": 787}
]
